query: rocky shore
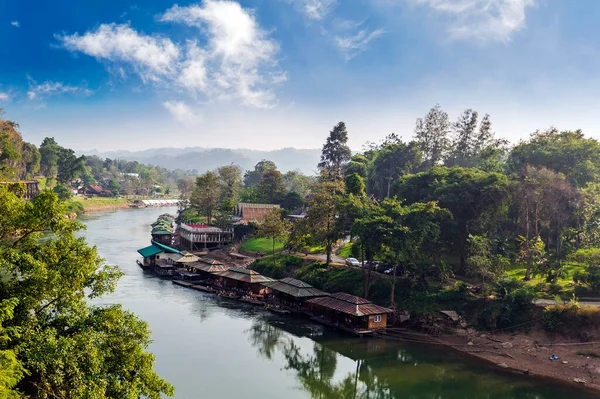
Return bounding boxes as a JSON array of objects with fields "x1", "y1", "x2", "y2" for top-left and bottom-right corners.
[{"x1": 438, "y1": 329, "x2": 600, "y2": 392}]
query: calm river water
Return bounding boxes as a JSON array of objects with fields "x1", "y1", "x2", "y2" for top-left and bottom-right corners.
[{"x1": 80, "y1": 206, "x2": 598, "y2": 399}]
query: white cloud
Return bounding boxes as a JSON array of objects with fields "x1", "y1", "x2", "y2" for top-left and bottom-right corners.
[
  {"x1": 333, "y1": 22, "x2": 385, "y2": 60},
  {"x1": 58, "y1": 1, "x2": 285, "y2": 109},
  {"x1": 291, "y1": 0, "x2": 337, "y2": 21},
  {"x1": 0, "y1": 92, "x2": 10, "y2": 102},
  {"x1": 11, "y1": 21, "x2": 20, "y2": 28},
  {"x1": 413, "y1": 0, "x2": 535, "y2": 42},
  {"x1": 27, "y1": 81, "x2": 91, "y2": 100},
  {"x1": 163, "y1": 100, "x2": 199, "y2": 124},
  {"x1": 160, "y1": 0, "x2": 286, "y2": 108},
  {"x1": 58, "y1": 23, "x2": 180, "y2": 82}
]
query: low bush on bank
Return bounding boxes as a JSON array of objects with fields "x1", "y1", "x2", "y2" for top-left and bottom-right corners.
[
  {"x1": 65, "y1": 200, "x2": 84, "y2": 216},
  {"x1": 477, "y1": 278, "x2": 536, "y2": 331},
  {"x1": 252, "y1": 254, "x2": 304, "y2": 279},
  {"x1": 543, "y1": 298, "x2": 600, "y2": 335}
]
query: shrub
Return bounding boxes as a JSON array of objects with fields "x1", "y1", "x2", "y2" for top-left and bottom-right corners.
[
  {"x1": 543, "y1": 298, "x2": 600, "y2": 335},
  {"x1": 477, "y1": 278, "x2": 536, "y2": 330}
]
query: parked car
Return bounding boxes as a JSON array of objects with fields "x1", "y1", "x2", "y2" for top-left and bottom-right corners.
[
  {"x1": 345, "y1": 258, "x2": 360, "y2": 267},
  {"x1": 383, "y1": 268, "x2": 394, "y2": 275}
]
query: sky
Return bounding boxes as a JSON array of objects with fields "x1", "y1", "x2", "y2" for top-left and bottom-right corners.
[{"x1": 1, "y1": 0, "x2": 600, "y2": 152}]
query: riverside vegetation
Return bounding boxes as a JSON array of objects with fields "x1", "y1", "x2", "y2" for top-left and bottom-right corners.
[{"x1": 5, "y1": 104, "x2": 600, "y2": 394}]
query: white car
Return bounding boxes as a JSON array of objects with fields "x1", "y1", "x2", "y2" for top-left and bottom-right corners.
[{"x1": 345, "y1": 258, "x2": 361, "y2": 267}]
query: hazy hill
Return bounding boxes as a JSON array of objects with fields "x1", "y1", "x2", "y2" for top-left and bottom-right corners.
[{"x1": 83, "y1": 147, "x2": 321, "y2": 175}]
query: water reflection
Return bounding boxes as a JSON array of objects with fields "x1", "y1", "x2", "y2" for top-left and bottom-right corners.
[{"x1": 246, "y1": 317, "x2": 598, "y2": 399}]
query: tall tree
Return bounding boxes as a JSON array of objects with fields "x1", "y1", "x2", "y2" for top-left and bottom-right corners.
[
  {"x1": 257, "y1": 169, "x2": 286, "y2": 204},
  {"x1": 282, "y1": 170, "x2": 313, "y2": 197},
  {"x1": 257, "y1": 208, "x2": 291, "y2": 266},
  {"x1": 177, "y1": 176, "x2": 195, "y2": 199},
  {"x1": 217, "y1": 164, "x2": 242, "y2": 212},
  {"x1": 318, "y1": 122, "x2": 352, "y2": 180},
  {"x1": 243, "y1": 160, "x2": 277, "y2": 188},
  {"x1": 414, "y1": 104, "x2": 450, "y2": 169},
  {"x1": 21, "y1": 141, "x2": 40, "y2": 178},
  {"x1": 39, "y1": 137, "x2": 60, "y2": 181},
  {"x1": 306, "y1": 177, "x2": 346, "y2": 266},
  {"x1": 368, "y1": 141, "x2": 422, "y2": 198},
  {"x1": 446, "y1": 109, "x2": 478, "y2": 167},
  {"x1": 190, "y1": 171, "x2": 220, "y2": 224},
  {"x1": 57, "y1": 148, "x2": 85, "y2": 185},
  {"x1": 0, "y1": 189, "x2": 174, "y2": 397}
]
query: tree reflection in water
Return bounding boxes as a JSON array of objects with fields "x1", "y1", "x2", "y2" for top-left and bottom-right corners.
[{"x1": 246, "y1": 320, "x2": 284, "y2": 359}]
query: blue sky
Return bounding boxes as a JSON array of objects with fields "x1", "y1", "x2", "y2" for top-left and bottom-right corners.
[{"x1": 1, "y1": 0, "x2": 599, "y2": 152}]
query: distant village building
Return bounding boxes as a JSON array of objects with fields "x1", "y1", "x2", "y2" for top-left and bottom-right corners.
[
  {"x1": 86, "y1": 184, "x2": 111, "y2": 197},
  {"x1": 0, "y1": 180, "x2": 39, "y2": 199},
  {"x1": 178, "y1": 223, "x2": 234, "y2": 251},
  {"x1": 234, "y1": 202, "x2": 280, "y2": 224}
]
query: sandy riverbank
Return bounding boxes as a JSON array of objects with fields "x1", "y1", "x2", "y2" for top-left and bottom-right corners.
[{"x1": 437, "y1": 329, "x2": 600, "y2": 392}]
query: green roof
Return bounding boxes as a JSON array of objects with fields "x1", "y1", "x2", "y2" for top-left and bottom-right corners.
[
  {"x1": 137, "y1": 245, "x2": 163, "y2": 258},
  {"x1": 151, "y1": 240, "x2": 180, "y2": 254},
  {"x1": 151, "y1": 229, "x2": 173, "y2": 235}
]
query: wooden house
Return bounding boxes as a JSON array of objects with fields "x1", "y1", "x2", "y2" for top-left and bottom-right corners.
[
  {"x1": 306, "y1": 292, "x2": 392, "y2": 334},
  {"x1": 234, "y1": 203, "x2": 280, "y2": 224},
  {"x1": 136, "y1": 244, "x2": 164, "y2": 267},
  {"x1": 178, "y1": 223, "x2": 234, "y2": 250},
  {"x1": 263, "y1": 277, "x2": 328, "y2": 310},
  {"x1": 212, "y1": 267, "x2": 274, "y2": 294}
]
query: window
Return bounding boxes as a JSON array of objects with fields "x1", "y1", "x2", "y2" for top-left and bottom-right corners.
[{"x1": 373, "y1": 315, "x2": 382, "y2": 323}]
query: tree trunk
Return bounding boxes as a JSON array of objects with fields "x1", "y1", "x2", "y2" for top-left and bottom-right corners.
[
  {"x1": 390, "y1": 262, "x2": 398, "y2": 308},
  {"x1": 272, "y1": 236, "x2": 276, "y2": 268}
]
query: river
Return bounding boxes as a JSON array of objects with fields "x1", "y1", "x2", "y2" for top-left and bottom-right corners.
[{"x1": 79, "y1": 206, "x2": 598, "y2": 399}]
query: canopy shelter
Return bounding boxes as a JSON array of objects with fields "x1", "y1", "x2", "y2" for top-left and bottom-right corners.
[
  {"x1": 151, "y1": 240, "x2": 180, "y2": 254},
  {"x1": 177, "y1": 251, "x2": 201, "y2": 264},
  {"x1": 306, "y1": 293, "x2": 392, "y2": 332},
  {"x1": 263, "y1": 278, "x2": 328, "y2": 309},
  {"x1": 213, "y1": 267, "x2": 274, "y2": 294}
]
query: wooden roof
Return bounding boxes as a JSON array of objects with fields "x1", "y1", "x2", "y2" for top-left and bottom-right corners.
[
  {"x1": 265, "y1": 277, "x2": 328, "y2": 298},
  {"x1": 214, "y1": 267, "x2": 274, "y2": 284},
  {"x1": 306, "y1": 292, "x2": 392, "y2": 317}
]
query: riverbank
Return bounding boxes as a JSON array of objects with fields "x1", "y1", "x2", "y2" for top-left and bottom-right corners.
[
  {"x1": 72, "y1": 197, "x2": 131, "y2": 212},
  {"x1": 437, "y1": 329, "x2": 600, "y2": 392}
]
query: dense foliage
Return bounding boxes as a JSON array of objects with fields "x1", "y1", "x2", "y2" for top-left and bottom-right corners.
[{"x1": 0, "y1": 188, "x2": 173, "y2": 397}]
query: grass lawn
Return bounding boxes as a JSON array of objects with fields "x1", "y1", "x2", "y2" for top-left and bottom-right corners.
[
  {"x1": 73, "y1": 196, "x2": 129, "y2": 210},
  {"x1": 310, "y1": 244, "x2": 326, "y2": 254},
  {"x1": 506, "y1": 263, "x2": 585, "y2": 294},
  {"x1": 337, "y1": 242, "x2": 354, "y2": 258},
  {"x1": 241, "y1": 237, "x2": 284, "y2": 254}
]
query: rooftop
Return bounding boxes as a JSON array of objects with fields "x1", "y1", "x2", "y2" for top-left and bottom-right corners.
[
  {"x1": 264, "y1": 277, "x2": 328, "y2": 298},
  {"x1": 214, "y1": 267, "x2": 274, "y2": 284},
  {"x1": 306, "y1": 292, "x2": 392, "y2": 317}
]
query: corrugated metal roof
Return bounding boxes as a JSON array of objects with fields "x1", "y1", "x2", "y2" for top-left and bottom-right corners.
[
  {"x1": 265, "y1": 278, "x2": 328, "y2": 298},
  {"x1": 137, "y1": 245, "x2": 163, "y2": 258},
  {"x1": 306, "y1": 292, "x2": 392, "y2": 317},
  {"x1": 214, "y1": 267, "x2": 274, "y2": 284},
  {"x1": 151, "y1": 240, "x2": 180, "y2": 254}
]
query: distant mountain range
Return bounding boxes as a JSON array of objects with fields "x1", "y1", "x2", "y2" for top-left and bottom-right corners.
[{"x1": 82, "y1": 147, "x2": 322, "y2": 175}]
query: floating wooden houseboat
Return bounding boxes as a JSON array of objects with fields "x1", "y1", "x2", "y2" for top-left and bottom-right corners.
[
  {"x1": 306, "y1": 292, "x2": 393, "y2": 336},
  {"x1": 263, "y1": 277, "x2": 329, "y2": 311},
  {"x1": 212, "y1": 267, "x2": 274, "y2": 295}
]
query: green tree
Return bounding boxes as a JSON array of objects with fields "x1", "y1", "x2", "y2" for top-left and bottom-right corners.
[
  {"x1": 344, "y1": 173, "x2": 366, "y2": 198},
  {"x1": 305, "y1": 177, "x2": 346, "y2": 266},
  {"x1": 318, "y1": 122, "x2": 352, "y2": 180},
  {"x1": 243, "y1": 160, "x2": 277, "y2": 188},
  {"x1": 414, "y1": 104, "x2": 450, "y2": 169},
  {"x1": 52, "y1": 184, "x2": 73, "y2": 201},
  {"x1": 508, "y1": 128, "x2": 600, "y2": 187},
  {"x1": 217, "y1": 164, "x2": 242, "y2": 212},
  {"x1": 466, "y1": 235, "x2": 508, "y2": 286},
  {"x1": 0, "y1": 188, "x2": 174, "y2": 398},
  {"x1": 282, "y1": 170, "x2": 313, "y2": 197},
  {"x1": 257, "y1": 208, "x2": 291, "y2": 265},
  {"x1": 343, "y1": 154, "x2": 369, "y2": 179},
  {"x1": 368, "y1": 141, "x2": 422, "y2": 198},
  {"x1": 257, "y1": 169, "x2": 286, "y2": 204},
  {"x1": 393, "y1": 166, "x2": 509, "y2": 268},
  {"x1": 281, "y1": 191, "x2": 305, "y2": 213},
  {"x1": 190, "y1": 171, "x2": 220, "y2": 224},
  {"x1": 39, "y1": 137, "x2": 60, "y2": 182},
  {"x1": 21, "y1": 141, "x2": 40, "y2": 178},
  {"x1": 57, "y1": 148, "x2": 85, "y2": 185},
  {"x1": 177, "y1": 176, "x2": 195, "y2": 199},
  {"x1": 107, "y1": 178, "x2": 121, "y2": 197}
]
